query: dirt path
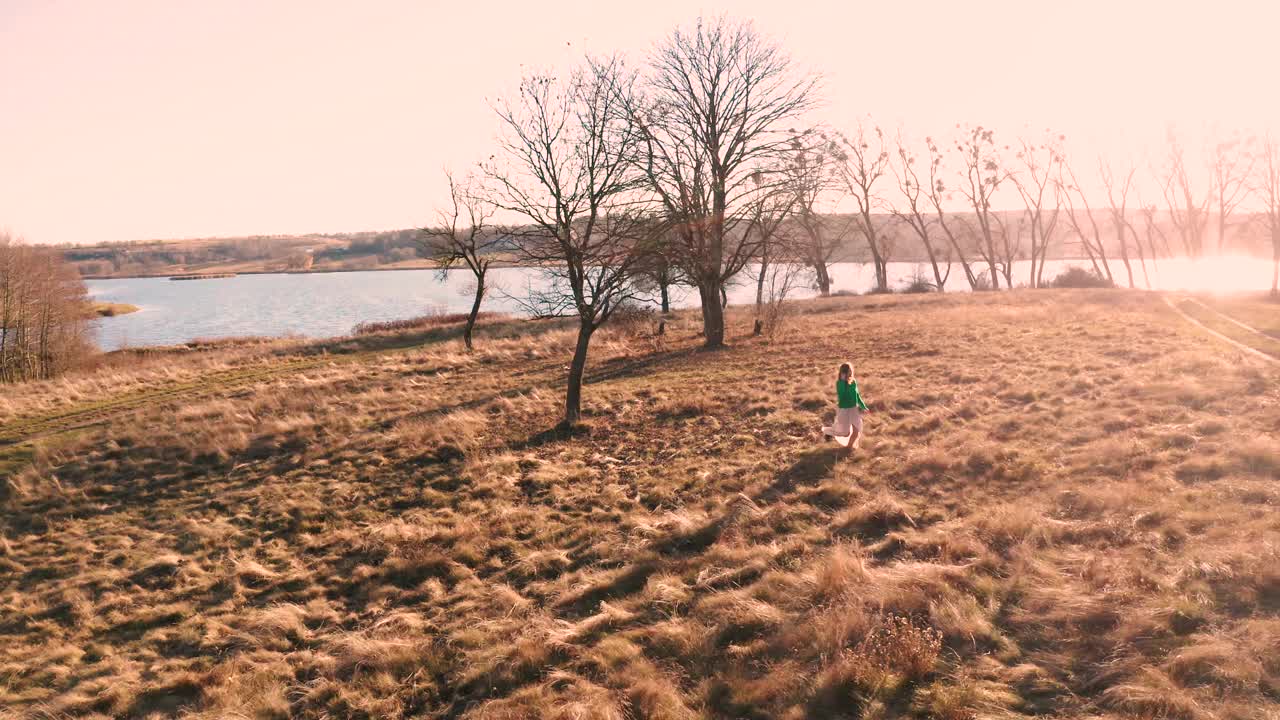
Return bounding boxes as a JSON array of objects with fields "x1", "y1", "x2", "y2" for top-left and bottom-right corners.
[{"x1": 1163, "y1": 294, "x2": 1279, "y2": 365}]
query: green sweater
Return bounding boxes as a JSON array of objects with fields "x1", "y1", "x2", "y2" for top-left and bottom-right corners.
[{"x1": 837, "y1": 379, "x2": 868, "y2": 410}]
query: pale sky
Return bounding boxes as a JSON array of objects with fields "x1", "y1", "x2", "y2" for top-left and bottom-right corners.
[{"x1": 2, "y1": 0, "x2": 1277, "y2": 245}]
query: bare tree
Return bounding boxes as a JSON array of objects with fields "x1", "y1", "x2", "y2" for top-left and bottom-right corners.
[
  {"x1": 789, "y1": 133, "x2": 853, "y2": 296},
  {"x1": 1098, "y1": 159, "x2": 1143, "y2": 288},
  {"x1": 1009, "y1": 134, "x2": 1064, "y2": 287},
  {"x1": 627, "y1": 16, "x2": 818, "y2": 347},
  {"x1": 891, "y1": 134, "x2": 951, "y2": 291},
  {"x1": 744, "y1": 174, "x2": 797, "y2": 333},
  {"x1": 1159, "y1": 130, "x2": 1213, "y2": 257},
  {"x1": 485, "y1": 59, "x2": 655, "y2": 427},
  {"x1": 418, "y1": 171, "x2": 508, "y2": 350},
  {"x1": 1257, "y1": 133, "x2": 1280, "y2": 297},
  {"x1": 1058, "y1": 155, "x2": 1115, "y2": 284},
  {"x1": 835, "y1": 121, "x2": 894, "y2": 292},
  {"x1": 954, "y1": 125, "x2": 1009, "y2": 289},
  {"x1": 1210, "y1": 131, "x2": 1256, "y2": 254},
  {"x1": 926, "y1": 137, "x2": 980, "y2": 289},
  {"x1": 0, "y1": 233, "x2": 93, "y2": 383}
]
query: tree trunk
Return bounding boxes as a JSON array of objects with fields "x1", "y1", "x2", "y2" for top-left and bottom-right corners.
[
  {"x1": 756, "y1": 256, "x2": 767, "y2": 309},
  {"x1": 813, "y1": 261, "x2": 832, "y2": 296},
  {"x1": 987, "y1": 259, "x2": 1001, "y2": 290},
  {"x1": 562, "y1": 319, "x2": 595, "y2": 427},
  {"x1": 463, "y1": 275, "x2": 485, "y2": 351},
  {"x1": 920, "y1": 240, "x2": 947, "y2": 292},
  {"x1": 699, "y1": 281, "x2": 726, "y2": 348},
  {"x1": 1272, "y1": 250, "x2": 1279, "y2": 298},
  {"x1": 1117, "y1": 245, "x2": 1135, "y2": 288},
  {"x1": 660, "y1": 278, "x2": 670, "y2": 314},
  {"x1": 719, "y1": 285, "x2": 728, "y2": 309}
]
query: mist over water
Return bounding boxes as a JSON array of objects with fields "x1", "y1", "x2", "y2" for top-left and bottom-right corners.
[{"x1": 88, "y1": 258, "x2": 1274, "y2": 351}]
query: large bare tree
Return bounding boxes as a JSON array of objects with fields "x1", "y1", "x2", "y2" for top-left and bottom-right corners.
[
  {"x1": 417, "y1": 171, "x2": 508, "y2": 350},
  {"x1": 485, "y1": 59, "x2": 655, "y2": 427},
  {"x1": 627, "y1": 16, "x2": 818, "y2": 347},
  {"x1": 837, "y1": 121, "x2": 893, "y2": 292}
]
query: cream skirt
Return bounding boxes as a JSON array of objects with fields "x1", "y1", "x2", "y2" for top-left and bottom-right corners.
[{"x1": 822, "y1": 407, "x2": 863, "y2": 448}]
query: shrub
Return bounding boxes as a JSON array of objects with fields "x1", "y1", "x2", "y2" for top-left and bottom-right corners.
[
  {"x1": 842, "y1": 614, "x2": 942, "y2": 691},
  {"x1": 899, "y1": 267, "x2": 938, "y2": 294},
  {"x1": 352, "y1": 311, "x2": 504, "y2": 336},
  {"x1": 1050, "y1": 266, "x2": 1113, "y2": 289}
]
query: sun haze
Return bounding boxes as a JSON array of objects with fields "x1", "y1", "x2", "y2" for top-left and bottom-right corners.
[{"x1": 1, "y1": 0, "x2": 1276, "y2": 245}]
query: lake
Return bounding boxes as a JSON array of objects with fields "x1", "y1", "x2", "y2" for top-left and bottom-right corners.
[{"x1": 88, "y1": 257, "x2": 1275, "y2": 351}]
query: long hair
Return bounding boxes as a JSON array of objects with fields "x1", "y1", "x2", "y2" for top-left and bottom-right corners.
[{"x1": 837, "y1": 362, "x2": 852, "y2": 381}]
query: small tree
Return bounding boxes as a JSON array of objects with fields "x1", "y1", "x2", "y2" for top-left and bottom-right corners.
[
  {"x1": 744, "y1": 173, "x2": 797, "y2": 333},
  {"x1": 486, "y1": 59, "x2": 654, "y2": 427},
  {"x1": 418, "y1": 171, "x2": 507, "y2": 350}
]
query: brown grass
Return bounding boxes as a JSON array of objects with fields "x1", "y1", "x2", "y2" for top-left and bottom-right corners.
[{"x1": 2, "y1": 289, "x2": 1279, "y2": 718}]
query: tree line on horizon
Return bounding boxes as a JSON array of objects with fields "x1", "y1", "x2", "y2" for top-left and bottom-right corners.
[{"x1": 417, "y1": 15, "x2": 1280, "y2": 427}]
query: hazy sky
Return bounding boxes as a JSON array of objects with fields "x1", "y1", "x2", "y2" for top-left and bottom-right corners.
[{"x1": 2, "y1": 0, "x2": 1277, "y2": 245}]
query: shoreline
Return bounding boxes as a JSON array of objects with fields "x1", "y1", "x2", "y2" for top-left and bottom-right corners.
[{"x1": 81, "y1": 256, "x2": 1123, "y2": 281}]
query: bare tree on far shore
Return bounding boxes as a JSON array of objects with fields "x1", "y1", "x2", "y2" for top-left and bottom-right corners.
[
  {"x1": 890, "y1": 134, "x2": 951, "y2": 292},
  {"x1": 418, "y1": 171, "x2": 508, "y2": 350},
  {"x1": 838, "y1": 121, "x2": 893, "y2": 293},
  {"x1": 926, "y1": 137, "x2": 980, "y2": 289},
  {"x1": 627, "y1": 16, "x2": 818, "y2": 348},
  {"x1": 1210, "y1": 131, "x2": 1256, "y2": 254},
  {"x1": 485, "y1": 59, "x2": 655, "y2": 427},
  {"x1": 790, "y1": 133, "x2": 853, "y2": 296},
  {"x1": 1009, "y1": 134, "x2": 1064, "y2": 288},
  {"x1": 1058, "y1": 155, "x2": 1115, "y2": 284},
  {"x1": 1159, "y1": 130, "x2": 1213, "y2": 258},
  {"x1": 954, "y1": 125, "x2": 1009, "y2": 289},
  {"x1": 1098, "y1": 159, "x2": 1146, "y2": 288},
  {"x1": 1256, "y1": 133, "x2": 1280, "y2": 297}
]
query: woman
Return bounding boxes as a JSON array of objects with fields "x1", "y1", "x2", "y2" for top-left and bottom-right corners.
[{"x1": 821, "y1": 362, "x2": 870, "y2": 456}]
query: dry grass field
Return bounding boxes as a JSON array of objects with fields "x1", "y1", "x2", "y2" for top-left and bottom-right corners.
[{"x1": 2, "y1": 290, "x2": 1279, "y2": 719}]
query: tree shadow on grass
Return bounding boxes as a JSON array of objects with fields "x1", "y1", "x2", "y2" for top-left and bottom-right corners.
[{"x1": 761, "y1": 446, "x2": 843, "y2": 502}]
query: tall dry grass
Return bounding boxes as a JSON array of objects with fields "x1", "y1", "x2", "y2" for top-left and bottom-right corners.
[{"x1": 1, "y1": 289, "x2": 1278, "y2": 718}]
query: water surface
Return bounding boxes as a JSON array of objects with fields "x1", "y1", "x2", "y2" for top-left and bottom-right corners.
[{"x1": 88, "y1": 258, "x2": 1274, "y2": 350}]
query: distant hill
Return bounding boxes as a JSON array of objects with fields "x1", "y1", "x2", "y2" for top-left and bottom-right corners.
[{"x1": 58, "y1": 211, "x2": 1273, "y2": 279}]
